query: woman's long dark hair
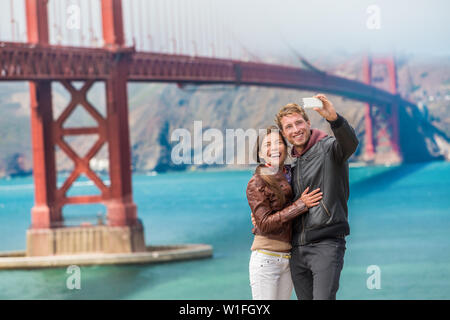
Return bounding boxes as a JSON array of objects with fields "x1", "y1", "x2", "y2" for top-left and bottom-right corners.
[{"x1": 255, "y1": 126, "x2": 287, "y2": 205}]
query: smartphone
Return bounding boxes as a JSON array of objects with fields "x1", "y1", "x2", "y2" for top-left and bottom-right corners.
[{"x1": 302, "y1": 97, "x2": 323, "y2": 109}]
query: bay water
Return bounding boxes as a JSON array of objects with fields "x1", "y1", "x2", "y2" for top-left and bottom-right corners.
[{"x1": 0, "y1": 161, "x2": 449, "y2": 299}]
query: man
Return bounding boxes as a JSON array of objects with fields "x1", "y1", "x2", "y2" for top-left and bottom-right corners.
[{"x1": 275, "y1": 94, "x2": 359, "y2": 300}]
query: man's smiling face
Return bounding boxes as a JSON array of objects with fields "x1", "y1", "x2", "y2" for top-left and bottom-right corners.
[{"x1": 280, "y1": 112, "x2": 311, "y2": 150}]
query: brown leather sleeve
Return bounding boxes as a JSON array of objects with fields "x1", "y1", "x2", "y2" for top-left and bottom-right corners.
[{"x1": 246, "y1": 177, "x2": 308, "y2": 234}]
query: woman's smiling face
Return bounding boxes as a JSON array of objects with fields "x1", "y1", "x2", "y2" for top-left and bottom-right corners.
[{"x1": 259, "y1": 131, "x2": 287, "y2": 169}]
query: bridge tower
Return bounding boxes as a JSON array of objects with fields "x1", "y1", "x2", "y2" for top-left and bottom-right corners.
[
  {"x1": 25, "y1": 0, "x2": 145, "y2": 256},
  {"x1": 362, "y1": 55, "x2": 402, "y2": 163}
]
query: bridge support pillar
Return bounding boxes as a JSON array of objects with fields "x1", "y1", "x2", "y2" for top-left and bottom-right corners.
[
  {"x1": 101, "y1": 0, "x2": 138, "y2": 228},
  {"x1": 386, "y1": 59, "x2": 401, "y2": 157},
  {"x1": 24, "y1": 0, "x2": 146, "y2": 256},
  {"x1": 362, "y1": 56, "x2": 375, "y2": 161},
  {"x1": 103, "y1": 59, "x2": 138, "y2": 227},
  {"x1": 29, "y1": 81, "x2": 62, "y2": 229},
  {"x1": 363, "y1": 55, "x2": 402, "y2": 163},
  {"x1": 26, "y1": 0, "x2": 62, "y2": 229},
  {"x1": 363, "y1": 103, "x2": 375, "y2": 161}
]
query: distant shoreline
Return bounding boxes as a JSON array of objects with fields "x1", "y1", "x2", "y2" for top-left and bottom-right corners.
[{"x1": 1, "y1": 159, "x2": 448, "y2": 180}]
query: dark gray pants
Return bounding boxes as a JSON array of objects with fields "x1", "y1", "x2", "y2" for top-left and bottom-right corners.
[{"x1": 289, "y1": 238, "x2": 346, "y2": 300}]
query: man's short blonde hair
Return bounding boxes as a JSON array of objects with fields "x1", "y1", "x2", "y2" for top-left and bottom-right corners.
[{"x1": 275, "y1": 103, "x2": 309, "y2": 131}]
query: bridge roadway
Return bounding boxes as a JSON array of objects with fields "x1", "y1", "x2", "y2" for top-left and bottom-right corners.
[{"x1": 0, "y1": 42, "x2": 414, "y2": 108}]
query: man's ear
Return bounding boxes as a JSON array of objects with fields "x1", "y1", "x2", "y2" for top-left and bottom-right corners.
[{"x1": 307, "y1": 120, "x2": 311, "y2": 127}]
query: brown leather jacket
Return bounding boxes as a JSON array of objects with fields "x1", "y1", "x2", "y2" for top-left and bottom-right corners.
[{"x1": 246, "y1": 168, "x2": 308, "y2": 243}]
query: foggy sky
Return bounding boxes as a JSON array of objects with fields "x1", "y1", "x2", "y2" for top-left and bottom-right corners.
[
  {"x1": 1, "y1": 0, "x2": 449, "y2": 59},
  {"x1": 216, "y1": 0, "x2": 450, "y2": 57}
]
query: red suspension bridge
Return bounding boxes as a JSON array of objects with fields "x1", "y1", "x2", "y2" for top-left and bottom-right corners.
[{"x1": 0, "y1": 0, "x2": 416, "y2": 257}]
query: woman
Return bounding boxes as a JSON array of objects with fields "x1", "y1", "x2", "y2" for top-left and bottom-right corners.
[{"x1": 246, "y1": 126, "x2": 322, "y2": 300}]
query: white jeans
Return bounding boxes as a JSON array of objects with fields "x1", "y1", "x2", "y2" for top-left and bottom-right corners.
[{"x1": 249, "y1": 250, "x2": 293, "y2": 300}]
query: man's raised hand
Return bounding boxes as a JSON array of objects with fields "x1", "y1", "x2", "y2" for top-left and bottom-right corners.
[{"x1": 313, "y1": 94, "x2": 338, "y2": 122}]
